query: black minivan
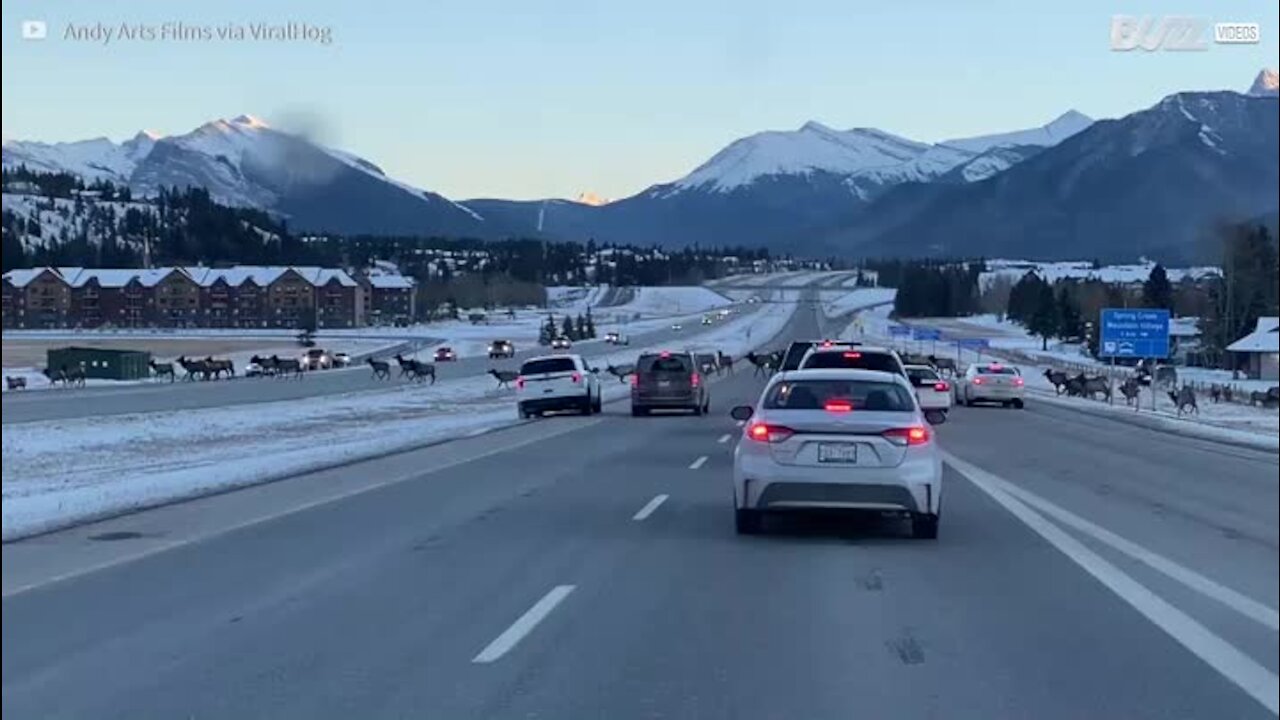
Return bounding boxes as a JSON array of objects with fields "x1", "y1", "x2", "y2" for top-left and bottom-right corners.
[{"x1": 631, "y1": 351, "x2": 710, "y2": 416}]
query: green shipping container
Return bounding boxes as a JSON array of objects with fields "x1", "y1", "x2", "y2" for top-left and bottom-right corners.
[{"x1": 46, "y1": 347, "x2": 153, "y2": 381}]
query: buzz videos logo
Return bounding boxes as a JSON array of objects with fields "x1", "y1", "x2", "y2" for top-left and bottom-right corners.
[
  {"x1": 22, "y1": 19, "x2": 49, "y2": 40},
  {"x1": 1110, "y1": 16, "x2": 1261, "y2": 51}
]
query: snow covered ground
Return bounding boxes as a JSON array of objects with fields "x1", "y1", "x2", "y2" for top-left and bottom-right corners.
[
  {"x1": 821, "y1": 287, "x2": 896, "y2": 317},
  {"x1": 842, "y1": 304, "x2": 1278, "y2": 446},
  {"x1": 978, "y1": 259, "x2": 1219, "y2": 291},
  {"x1": 2, "y1": 299, "x2": 799, "y2": 539},
  {"x1": 545, "y1": 285, "x2": 610, "y2": 310},
  {"x1": 608, "y1": 286, "x2": 731, "y2": 317}
]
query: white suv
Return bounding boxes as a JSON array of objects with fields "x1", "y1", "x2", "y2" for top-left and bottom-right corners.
[{"x1": 516, "y1": 354, "x2": 603, "y2": 418}]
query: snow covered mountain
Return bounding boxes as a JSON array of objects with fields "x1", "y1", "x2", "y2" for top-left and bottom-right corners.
[
  {"x1": 832, "y1": 89, "x2": 1279, "y2": 262},
  {"x1": 3, "y1": 115, "x2": 487, "y2": 237},
  {"x1": 1248, "y1": 68, "x2": 1279, "y2": 97}
]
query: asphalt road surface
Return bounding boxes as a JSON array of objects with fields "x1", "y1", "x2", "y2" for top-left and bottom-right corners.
[
  {"x1": 0, "y1": 298, "x2": 758, "y2": 425},
  {"x1": 3, "y1": 301, "x2": 1277, "y2": 719}
]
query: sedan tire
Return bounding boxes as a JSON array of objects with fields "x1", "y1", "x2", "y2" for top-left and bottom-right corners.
[
  {"x1": 911, "y1": 513, "x2": 940, "y2": 540},
  {"x1": 735, "y1": 508, "x2": 763, "y2": 535}
]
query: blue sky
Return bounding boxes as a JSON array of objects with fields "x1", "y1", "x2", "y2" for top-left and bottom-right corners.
[{"x1": 2, "y1": 0, "x2": 1276, "y2": 200}]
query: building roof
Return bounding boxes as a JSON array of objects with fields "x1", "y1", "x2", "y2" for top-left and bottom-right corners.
[
  {"x1": 368, "y1": 274, "x2": 415, "y2": 289},
  {"x1": 7, "y1": 265, "x2": 358, "y2": 290},
  {"x1": 1227, "y1": 316, "x2": 1280, "y2": 354}
]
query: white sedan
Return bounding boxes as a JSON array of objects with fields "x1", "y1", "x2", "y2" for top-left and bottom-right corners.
[
  {"x1": 955, "y1": 362, "x2": 1025, "y2": 408},
  {"x1": 730, "y1": 369, "x2": 945, "y2": 539},
  {"x1": 904, "y1": 364, "x2": 953, "y2": 414}
]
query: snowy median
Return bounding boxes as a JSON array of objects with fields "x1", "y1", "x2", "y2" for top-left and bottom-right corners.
[{"x1": 1, "y1": 300, "x2": 799, "y2": 540}]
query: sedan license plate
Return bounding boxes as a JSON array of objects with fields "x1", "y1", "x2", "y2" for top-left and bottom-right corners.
[{"x1": 818, "y1": 443, "x2": 858, "y2": 464}]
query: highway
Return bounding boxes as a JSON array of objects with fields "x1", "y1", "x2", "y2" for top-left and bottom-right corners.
[
  {"x1": 3, "y1": 299, "x2": 1277, "y2": 719},
  {"x1": 0, "y1": 302, "x2": 749, "y2": 425}
]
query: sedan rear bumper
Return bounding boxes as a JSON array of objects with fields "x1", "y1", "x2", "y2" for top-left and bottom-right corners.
[{"x1": 735, "y1": 452, "x2": 941, "y2": 515}]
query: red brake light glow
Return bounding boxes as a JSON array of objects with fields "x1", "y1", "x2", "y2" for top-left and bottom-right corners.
[
  {"x1": 746, "y1": 422, "x2": 793, "y2": 443},
  {"x1": 691, "y1": 372, "x2": 701, "y2": 388},
  {"x1": 630, "y1": 374, "x2": 639, "y2": 387},
  {"x1": 824, "y1": 400, "x2": 853, "y2": 412},
  {"x1": 1013, "y1": 377, "x2": 1025, "y2": 387},
  {"x1": 571, "y1": 372, "x2": 582, "y2": 384},
  {"x1": 934, "y1": 381, "x2": 949, "y2": 392},
  {"x1": 822, "y1": 340, "x2": 833, "y2": 348},
  {"x1": 883, "y1": 426, "x2": 930, "y2": 446},
  {"x1": 659, "y1": 351, "x2": 671, "y2": 358},
  {"x1": 842, "y1": 352, "x2": 862, "y2": 359},
  {"x1": 972, "y1": 377, "x2": 984, "y2": 385},
  {"x1": 516, "y1": 376, "x2": 525, "y2": 389}
]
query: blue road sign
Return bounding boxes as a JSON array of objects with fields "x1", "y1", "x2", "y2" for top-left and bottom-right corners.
[
  {"x1": 956, "y1": 338, "x2": 990, "y2": 349},
  {"x1": 1099, "y1": 308, "x2": 1170, "y2": 358},
  {"x1": 889, "y1": 324, "x2": 911, "y2": 337},
  {"x1": 912, "y1": 327, "x2": 942, "y2": 341}
]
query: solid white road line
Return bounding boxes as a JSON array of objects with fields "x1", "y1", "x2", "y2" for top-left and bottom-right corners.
[
  {"x1": 689, "y1": 456, "x2": 708, "y2": 470},
  {"x1": 473, "y1": 585, "x2": 576, "y2": 664},
  {"x1": 946, "y1": 453, "x2": 1279, "y2": 632},
  {"x1": 944, "y1": 452, "x2": 1279, "y2": 716},
  {"x1": 633, "y1": 494, "x2": 669, "y2": 521},
  {"x1": 717, "y1": 434, "x2": 732, "y2": 444}
]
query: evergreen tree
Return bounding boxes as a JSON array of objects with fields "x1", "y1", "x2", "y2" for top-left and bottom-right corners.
[
  {"x1": 1027, "y1": 282, "x2": 1060, "y2": 350},
  {"x1": 575, "y1": 313, "x2": 586, "y2": 339},
  {"x1": 539, "y1": 314, "x2": 555, "y2": 345},
  {"x1": 561, "y1": 314, "x2": 575, "y2": 341},
  {"x1": 585, "y1": 309, "x2": 596, "y2": 338},
  {"x1": 1142, "y1": 263, "x2": 1174, "y2": 311},
  {"x1": 1056, "y1": 284, "x2": 1083, "y2": 340}
]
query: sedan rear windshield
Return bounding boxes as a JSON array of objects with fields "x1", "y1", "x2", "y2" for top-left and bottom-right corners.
[
  {"x1": 639, "y1": 355, "x2": 692, "y2": 373},
  {"x1": 976, "y1": 366, "x2": 1018, "y2": 375},
  {"x1": 763, "y1": 380, "x2": 915, "y2": 412},
  {"x1": 521, "y1": 358, "x2": 576, "y2": 375},
  {"x1": 800, "y1": 351, "x2": 901, "y2": 375},
  {"x1": 906, "y1": 367, "x2": 939, "y2": 383}
]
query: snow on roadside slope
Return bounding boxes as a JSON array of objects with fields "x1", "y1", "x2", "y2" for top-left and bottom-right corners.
[
  {"x1": 1, "y1": 299, "x2": 798, "y2": 540},
  {"x1": 822, "y1": 287, "x2": 896, "y2": 317},
  {"x1": 609, "y1": 286, "x2": 732, "y2": 317}
]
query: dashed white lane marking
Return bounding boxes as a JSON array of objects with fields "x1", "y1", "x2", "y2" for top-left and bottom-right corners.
[
  {"x1": 632, "y1": 494, "x2": 669, "y2": 521},
  {"x1": 689, "y1": 456, "x2": 708, "y2": 470},
  {"x1": 717, "y1": 434, "x2": 732, "y2": 444},
  {"x1": 953, "y1": 454, "x2": 1278, "y2": 632},
  {"x1": 944, "y1": 452, "x2": 1279, "y2": 716},
  {"x1": 473, "y1": 585, "x2": 576, "y2": 664}
]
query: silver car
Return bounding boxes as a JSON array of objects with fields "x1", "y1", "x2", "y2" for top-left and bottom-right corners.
[
  {"x1": 730, "y1": 369, "x2": 945, "y2": 539},
  {"x1": 956, "y1": 362, "x2": 1025, "y2": 408}
]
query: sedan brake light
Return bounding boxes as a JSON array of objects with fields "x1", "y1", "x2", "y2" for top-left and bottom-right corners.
[
  {"x1": 972, "y1": 377, "x2": 984, "y2": 385},
  {"x1": 746, "y1": 422, "x2": 794, "y2": 443},
  {"x1": 824, "y1": 400, "x2": 853, "y2": 412},
  {"x1": 571, "y1": 372, "x2": 582, "y2": 384},
  {"x1": 1013, "y1": 377, "x2": 1025, "y2": 387},
  {"x1": 934, "y1": 381, "x2": 949, "y2": 392},
  {"x1": 883, "y1": 426, "x2": 930, "y2": 447},
  {"x1": 842, "y1": 351, "x2": 862, "y2": 359}
]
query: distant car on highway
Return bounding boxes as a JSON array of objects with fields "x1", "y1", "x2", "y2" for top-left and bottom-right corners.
[
  {"x1": 488, "y1": 340, "x2": 515, "y2": 359},
  {"x1": 515, "y1": 354, "x2": 602, "y2": 418},
  {"x1": 730, "y1": 368, "x2": 944, "y2": 538},
  {"x1": 631, "y1": 350, "x2": 709, "y2": 416},
  {"x1": 605, "y1": 331, "x2": 630, "y2": 346},
  {"x1": 779, "y1": 339, "x2": 859, "y2": 372},
  {"x1": 332, "y1": 352, "x2": 351, "y2": 368},
  {"x1": 797, "y1": 344, "x2": 907, "y2": 378},
  {"x1": 434, "y1": 346, "x2": 458, "y2": 362},
  {"x1": 702, "y1": 315, "x2": 715, "y2": 325},
  {"x1": 605, "y1": 331, "x2": 619, "y2": 343},
  {"x1": 956, "y1": 362, "x2": 1025, "y2": 408},
  {"x1": 904, "y1": 364, "x2": 952, "y2": 415},
  {"x1": 300, "y1": 348, "x2": 332, "y2": 371},
  {"x1": 551, "y1": 337, "x2": 573, "y2": 350},
  {"x1": 671, "y1": 323, "x2": 683, "y2": 331}
]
